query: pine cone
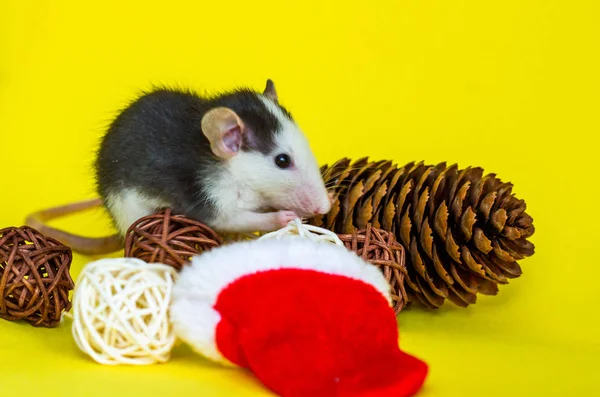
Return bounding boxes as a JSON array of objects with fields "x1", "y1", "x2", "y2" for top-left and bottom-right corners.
[{"x1": 309, "y1": 157, "x2": 535, "y2": 309}]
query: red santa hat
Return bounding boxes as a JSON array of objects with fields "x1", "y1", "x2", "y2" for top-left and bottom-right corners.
[{"x1": 169, "y1": 237, "x2": 428, "y2": 397}]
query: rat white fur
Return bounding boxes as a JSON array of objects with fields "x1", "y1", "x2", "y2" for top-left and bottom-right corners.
[
  {"x1": 169, "y1": 237, "x2": 393, "y2": 365},
  {"x1": 205, "y1": 96, "x2": 331, "y2": 233},
  {"x1": 106, "y1": 189, "x2": 169, "y2": 235}
]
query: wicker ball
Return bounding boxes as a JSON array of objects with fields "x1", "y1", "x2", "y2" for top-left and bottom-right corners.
[
  {"x1": 0, "y1": 226, "x2": 74, "y2": 327},
  {"x1": 337, "y1": 224, "x2": 408, "y2": 314},
  {"x1": 259, "y1": 217, "x2": 344, "y2": 245},
  {"x1": 124, "y1": 208, "x2": 223, "y2": 271},
  {"x1": 71, "y1": 257, "x2": 179, "y2": 365}
]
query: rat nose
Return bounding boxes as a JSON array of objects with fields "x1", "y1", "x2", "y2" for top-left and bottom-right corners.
[
  {"x1": 311, "y1": 195, "x2": 332, "y2": 215},
  {"x1": 303, "y1": 203, "x2": 327, "y2": 217},
  {"x1": 297, "y1": 186, "x2": 332, "y2": 216}
]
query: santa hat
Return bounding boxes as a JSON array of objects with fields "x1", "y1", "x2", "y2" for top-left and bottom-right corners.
[{"x1": 169, "y1": 237, "x2": 428, "y2": 397}]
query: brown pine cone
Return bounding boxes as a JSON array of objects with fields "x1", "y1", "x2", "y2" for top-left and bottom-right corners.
[{"x1": 310, "y1": 157, "x2": 535, "y2": 309}]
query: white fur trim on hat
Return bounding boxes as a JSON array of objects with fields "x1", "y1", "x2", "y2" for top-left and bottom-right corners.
[{"x1": 169, "y1": 237, "x2": 392, "y2": 365}]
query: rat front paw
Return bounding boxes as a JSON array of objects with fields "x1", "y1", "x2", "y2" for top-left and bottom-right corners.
[{"x1": 275, "y1": 210, "x2": 299, "y2": 229}]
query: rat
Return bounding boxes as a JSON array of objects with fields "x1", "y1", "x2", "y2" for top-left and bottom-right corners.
[{"x1": 25, "y1": 80, "x2": 332, "y2": 255}]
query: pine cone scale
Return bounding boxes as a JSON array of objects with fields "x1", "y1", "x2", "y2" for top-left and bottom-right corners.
[
  {"x1": 478, "y1": 192, "x2": 497, "y2": 223},
  {"x1": 468, "y1": 178, "x2": 484, "y2": 209},
  {"x1": 386, "y1": 168, "x2": 406, "y2": 204},
  {"x1": 476, "y1": 277, "x2": 499, "y2": 295},
  {"x1": 507, "y1": 204, "x2": 526, "y2": 224},
  {"x1": 416, "y1": 277, "x2": 446, "y2": 307},
  {"x1": 396, "y1": 181, "x2": 413, "y2": 223},
  {"x1": 492, "y1": 242, "x2": 515, "y2": 263},
  {"x1": 399, "y1": 208, "x2": 412, "y2": 247},
  {"x1": 460, "y1": 246, "x2": 487, "y2": 276},
  {"x1": 413, "y1": 188, "x2": 430, "y2": 235},
  {"x1": 450, "y1": 181, "x2": 470, "y2": 225},
  {"x1": 444, "y1": 230, "x2": 461, "y2": 262},
  {"x1": 432, "y1": 245, "x2": 455, "y2": 284},
  {"x1": 504, "y1": 226, "x2": 524, "y2": 240},
  {"x1": 429, "y1": 171, "x2": 446, "y2": 216},
  {"x1": 491, "y1": 256, "x2": 523, "y2": 278},
  {"x1": 416, "y1": 258, "x2": 449, "y2": 299},
  {"x1": 447, "y1": 168, "x2": 468, "y2": 209},
  {"x1": 460, "y1": 207, "x2": 477, "y2": 240},
  {"x1": 382, "y1": 198, "x2": 396, "y2": 230},
  {"x1": 473, "y1": 228, "x2": 493, "y2": 254},
  {"x1": 516, "y1": 213, "x2": 534, "y2": 228},
  {"x1": 499, "y1": 237, "x2": 534, "y2": 259},
  {"x1": 447, "y1": 285, "x2": 476, "y2": 307},
  {"x1": 433, "y1": 201, "x2": 449, "y2": 241},
  {"x1": 490, "y1": 209, "x2": 508, "y2": 232},
  {"x1": 449, "y1": 263, "x2": 479, "y2": 294},
  {"x1": 475, "y1": 252, "x2": 510, "y2": 283},
  {"x1": 420, "y1": 219, "x2": 434, "y2": 260}
]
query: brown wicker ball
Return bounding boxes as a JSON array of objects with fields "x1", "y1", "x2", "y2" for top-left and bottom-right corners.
[
  {"x1": 0, "y1": 226, "x2": 74, "y2": 327},
  {"x1": 124, "y1": 208, "x2": 223, "y2": 271},
  {"x1": 337, "y1": 223, "x2": 408, "y2": 314}
]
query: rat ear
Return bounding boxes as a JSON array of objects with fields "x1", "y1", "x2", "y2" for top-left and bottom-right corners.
[
  {"x1": 201, "y1": 107, "x2": 245, "y2": 160},
  {"x1": 263, "y1": 79, "x2": 278, "y2": 102}
]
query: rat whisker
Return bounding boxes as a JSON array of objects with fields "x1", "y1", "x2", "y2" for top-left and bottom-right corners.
[
  {"x1": 321, "y1": 165, "x2": 384, "y2": 184},
  {"x1": 321, "y1": 166, "x2": 367, "y2": 181}
]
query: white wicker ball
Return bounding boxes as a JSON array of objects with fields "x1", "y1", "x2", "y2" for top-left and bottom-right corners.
[
  {"x1": 259, "y1": 218, "x2": 344, "y2": 245},
  {"x1": 70, "y1": 257, "x2": 179, "y2": 365}
]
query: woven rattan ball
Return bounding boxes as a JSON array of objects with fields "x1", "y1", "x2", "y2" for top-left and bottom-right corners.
[
  {"x1": 0, "y1": 226, "x2": 74, "y2": 327},
  {"x1": 259, "y1": 218, "x2": 344, "y2": 245},
  {"x1": 124, "y1": 208, "x2": 223, "y2": 271},
  {"x1": 337, "y1": 224, "x2": 408, "y2": 314},
  {"x1": 71, "y1": 257, "x2": 179, "y2": 365}
]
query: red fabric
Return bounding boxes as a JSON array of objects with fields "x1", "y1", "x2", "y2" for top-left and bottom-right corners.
[{"x1": 213, "y1": 268, "x2": 428, "y2": 397}]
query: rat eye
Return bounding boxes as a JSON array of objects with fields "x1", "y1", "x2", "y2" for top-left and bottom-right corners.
[{"x1": 274, "y1": 153, "x2": 291, "y2": 169}]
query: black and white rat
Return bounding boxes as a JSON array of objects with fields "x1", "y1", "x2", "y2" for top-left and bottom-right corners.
[{"x1": 26, "y1": 80, "x2": 331, "y2": 254}]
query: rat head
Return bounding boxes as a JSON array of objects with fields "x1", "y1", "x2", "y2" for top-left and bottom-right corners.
[{"x1": 201, "y1": 80, "x2": 331, "y2": 217}]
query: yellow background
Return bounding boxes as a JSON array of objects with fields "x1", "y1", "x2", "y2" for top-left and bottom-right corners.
[{"x1": 1, "y1": 0, "x2": 599, "y2": 396}]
